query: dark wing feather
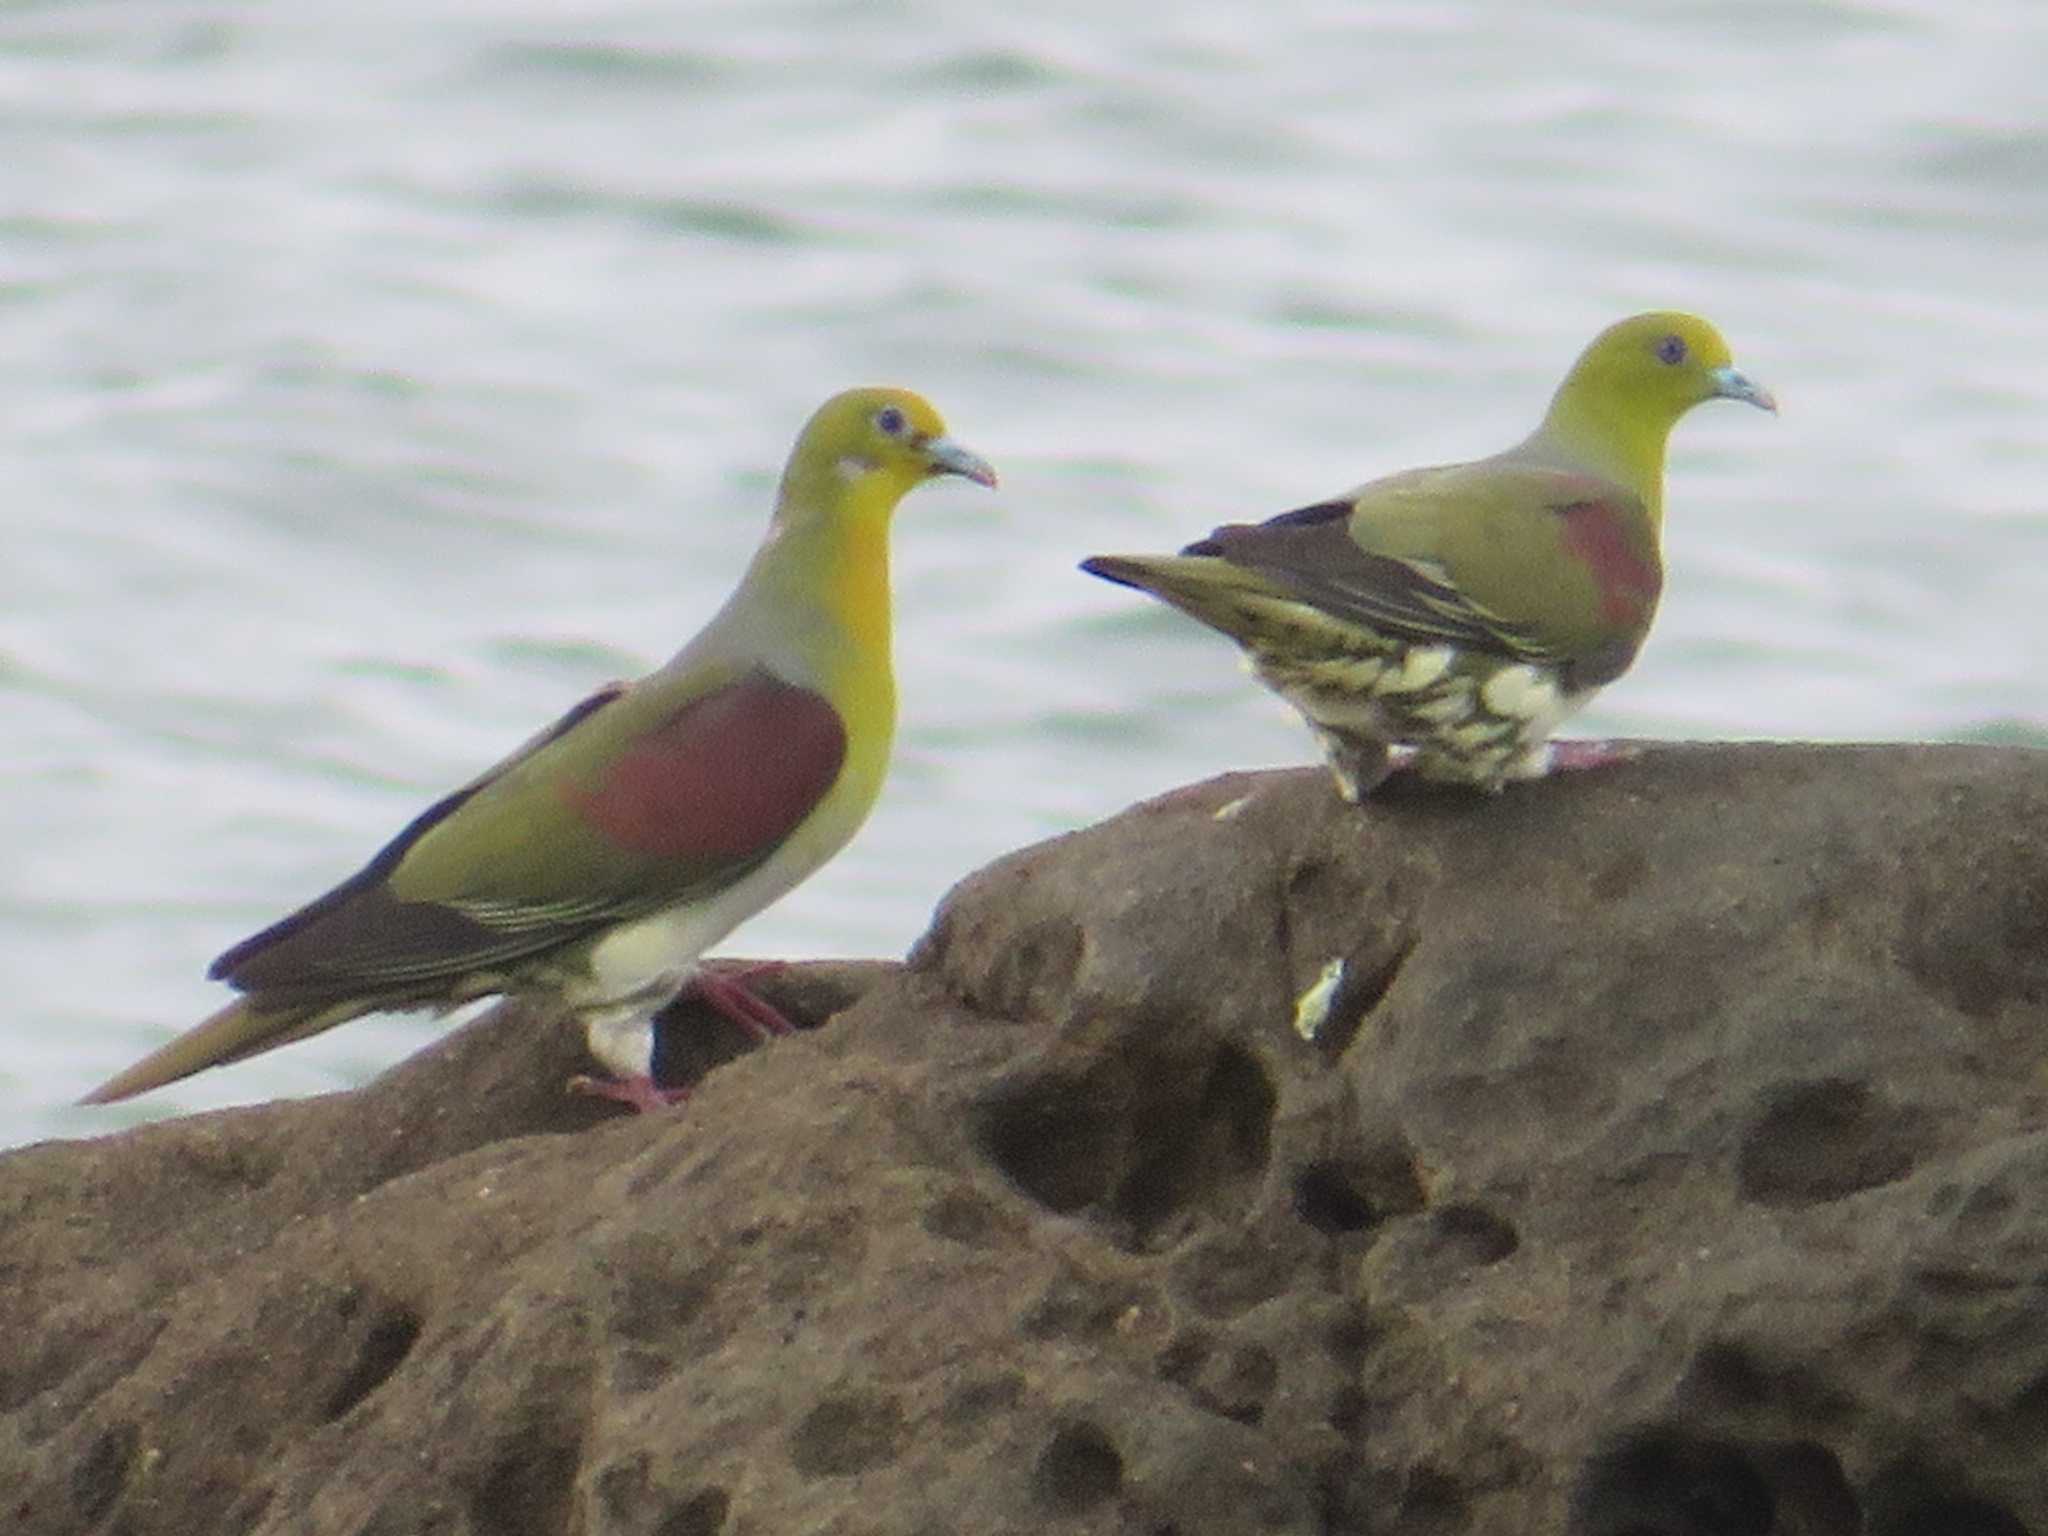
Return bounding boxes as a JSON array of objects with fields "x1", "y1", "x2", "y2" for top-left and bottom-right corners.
[
  {"x1": 210, "y1": 672, "x2": 849, "y2": 1005},
  {"x1": 1182, "y1": 497, "x2": 1351, "y2": 552},
  {"x1": 210, "y1": 680, "x2": 632, "y2": 994},
  {"x1": 1194, "y1": 514, "x2": 1548, "y2": 660}
]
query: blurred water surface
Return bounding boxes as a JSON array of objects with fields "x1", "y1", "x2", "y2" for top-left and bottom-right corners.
[{"x1": 5, "y1": 0, "x2": 2045, "y2": 1144}]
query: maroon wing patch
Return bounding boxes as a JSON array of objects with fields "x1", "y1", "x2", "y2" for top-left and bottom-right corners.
[
  {"x1": 565, "y1": 671, "x2": 849, "y2": 861},
  {"x1": 1556, "y1": 499, "x2": 1661, "y2": 628}
]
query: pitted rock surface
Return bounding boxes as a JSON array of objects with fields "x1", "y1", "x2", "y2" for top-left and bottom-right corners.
[{"x1": 5, "y1": 744, "x2": 2045, "y2": 1534}]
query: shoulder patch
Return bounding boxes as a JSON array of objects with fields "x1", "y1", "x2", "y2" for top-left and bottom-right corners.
[
  {"x1": 1555, "y1": 499, "x2": 1661, "y2": 628},
  {"x1": 565, "y1": 671, "x2": 848, "y2": 861}
]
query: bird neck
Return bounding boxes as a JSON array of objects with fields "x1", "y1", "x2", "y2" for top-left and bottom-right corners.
[
  {"x1": 1538, "y1": 386, "x2": 1672, "y2": 529},
  {"x1": 817, "y1": 485, "x2": 898, "y2": 693},
  {"x1": 753, "y1": 477, "x2": 901, "y2": 735}
]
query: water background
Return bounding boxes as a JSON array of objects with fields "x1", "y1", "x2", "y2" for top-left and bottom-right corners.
[{"x1": 7, "y1": 0, "x2": 2047, "y2": 1147}]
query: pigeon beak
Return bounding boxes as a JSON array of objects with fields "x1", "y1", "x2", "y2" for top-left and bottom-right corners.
[
  {"x1": 923, "y1": 436, "x2": 999, "y2": 488},
  {"x1": 1711, "y1": 366, "x2": 1778, "y2": 414}
]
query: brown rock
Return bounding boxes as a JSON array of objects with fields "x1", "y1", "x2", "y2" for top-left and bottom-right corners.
[{"x1": 4, "y1": 744, "x2": 2046, "y2": 1534}]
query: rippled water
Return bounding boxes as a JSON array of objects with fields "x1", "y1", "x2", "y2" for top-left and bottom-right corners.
[{"x1": 5, "y1": 0, "x2": 2045, "y2": 1147}]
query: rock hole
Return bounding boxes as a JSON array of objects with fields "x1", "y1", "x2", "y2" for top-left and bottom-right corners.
[
  {"x1": 1310, "y1": 934, "x2": 1417, "y2": 1062},
  {"x1": 1156, "y1": 1330, "x2": 1212, "y2": 1384},
  {"x1": 1294, "y1": 1161, "x2": 1382, "y2": 1233},
  {"x1": 1167, "y1": 1227, "x2": 1295, "y2": 1317},
  {"x1": 1188, "y1": 1343, "x2": 1278, "y2": 1426},
  {"x1": 1673, "y1": 1338, "x2": 1855, "y2": 1427},
  {"x1": 1021, "y1": 1272, "x2": 1150, "y2": 1342},
  {"x1": 469, "y1": 1413, "x2": 582, "y2": 1536},
  {"x1": 972, "y1": 1038, "x2": 1277, "y2": 1241},
  {"x1": 1298, "y1": 1135, "x2": 1428, "y2": 1236},
  {"x1": 356, "y1": 1494, "x2": 437, "y2": 1536},
  {"x1": 322, "y1": 1302, "x2": 423, "y2": 1422},
  {"x1": 644, "y1": 990, "x2": 755, "y2": 1093},
  {"x1": 1112, "y1": 1042, "x2": 1275, "y2": 1243},
  {"x1": 971, "y1": 1068, "x2": 1118, "y2": 1214},
  {"x1": 1675, "y1": 1339, "x2": 1770, "y2": 1414},
  {"x1": 922, "y1": 1185, "x2": 1011, "y2": 1248},
  {"x1": 1284, "y1": 857, "x2": 1339, "y2": 905},
  {"x1": 1754, "y1": 1441, "x2": 1859, "y2": 1536},
  {"x1": 1872, "y1": 1496, "x2": 2029, "y2": 1536},
  {"x1": 595, "y1": 1455, "x2": 652, "y2": 1523},
  {"x1": 613, "y1": 1347, "x2": 672, "y2": 1394},
  {"x1": 657, "y1": 1488, "x2": 732, "y2": 1536},
  {"x1": 1866, "y1": 1463, "x2": 2030, "y2": 1536},
  {"x1": 226, "y1": 1483, "x2": 276, "y2": 1528},
  {"x1": 612, "y1": 1237, "x2": 721, "y2": 1345},
  {"x1": 1429, "y1": 1203, "x2": 1519, "y2": 1266},
  {"x1": 69, "y1": 1422, "x2": 137, "y2": 1524},
  {"x1": 1736, "y1": 1076, "x2": 1932, "y2": 1207},
  {"x1": 1399, "y1": 1464, "x2": 1469, "y2": 1534},
  {"x1": 1033, "y1": 1420, "x2": 1123, "y2": 1514},
  {"x1": 788, "y1": 1390, "x2": 907, "y2": 1478},
  {"x1": 1324, "y1": 1305, "x2": 1380, "y2": 1365},
  {"x1": 1589, "y1": 848, "x2": 1649, "y2": 903},
  {"x1": 1570, "y1": 1426, "x2": 1773, "y2": 1536},
  {"x1": 1898, "y1": 852, "x2": 2048, "y2": 1018},
  {"x1": 940, "y1": 1373, "x2": 1024, "y2": 1446},
  {"x1": 1204, "y1": 1044, "x2": 1276, "y2": 1170},
  {"x1": 1327, "y1": 1385, "x2": 1368, "y2": 1439},
  {"x1": 2009, "y1": 1368, "x2": 2048, "y2": 1441}
]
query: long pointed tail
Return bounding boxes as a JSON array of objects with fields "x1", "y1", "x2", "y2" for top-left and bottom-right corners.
[
  {"x1": 1081, "y1": 553, "x2": 1283, "y2": 637},
  {"x1": 80, "y1": 994, "x2": 365, "y2": 1105}
]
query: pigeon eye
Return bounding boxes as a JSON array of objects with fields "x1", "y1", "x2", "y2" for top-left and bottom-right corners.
[
  {"x1": 1655, "y1": 334, "x2": 1687, "y2": 366},
  {"x1": 875, "y1": 405, "x2": 908, "y2": 437}
]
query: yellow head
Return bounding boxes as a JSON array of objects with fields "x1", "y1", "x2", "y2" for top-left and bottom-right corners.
[
  {"x1": 1539, "y1": 311, "x2": 1775, "y2": 511},
  {"x1": 1556, "y1": 312, "x2": 1775, "y2": 423},
  {"x1": 777, "y1": 386, "x2": 997, "y2": 525}
]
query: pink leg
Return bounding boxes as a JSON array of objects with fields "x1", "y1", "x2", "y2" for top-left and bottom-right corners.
[
  {"x1": 568, "y1": 1072, "x2": 690, "y2": 1114},
  {"x1": 692, "y1": 963, "x2": 797, "y2": 1041},
  {"x1": 1544, "y1": 739, "x2": 1641, "y2": 774},
  {"x1": 567, "y1": 963, "x2": 801, "y2": 1112}
]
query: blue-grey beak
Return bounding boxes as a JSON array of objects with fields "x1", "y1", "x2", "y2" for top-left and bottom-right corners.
[
  {"x1": 923, "y1": 435, "x2": 998, "y2": 488},
  {"x1": 1711, "y1": 365, "x2": 1778, "y2": 414}
]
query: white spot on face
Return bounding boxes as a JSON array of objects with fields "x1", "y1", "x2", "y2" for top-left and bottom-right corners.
[
  {"x1": 836, "y1": 455, "x2": 876, "y2": 482},
  {"x1": 1293, "y1": 957, "x2": 1347, "y2": 1040}
]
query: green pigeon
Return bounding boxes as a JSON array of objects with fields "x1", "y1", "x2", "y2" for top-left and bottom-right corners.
[
  {"x1": 1082, "y1": 311, "x2": 1775, "y2": 798},
  {"x1": 84, "y1": 387, "x2": 996, "y2": 1108}
]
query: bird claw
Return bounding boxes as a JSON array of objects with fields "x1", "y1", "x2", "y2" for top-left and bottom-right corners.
[{"x1": 567, "y1": 1072, "x2": 691, "y2": 1113}]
